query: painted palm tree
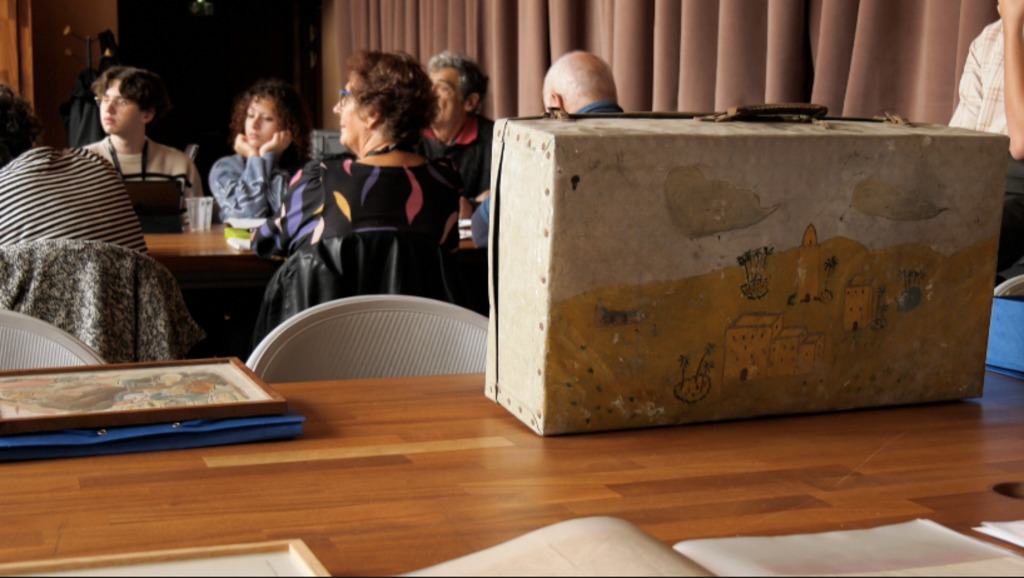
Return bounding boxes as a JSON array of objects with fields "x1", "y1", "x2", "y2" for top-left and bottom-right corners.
[
  {"x1": 820, "y1": 255, "x2": 838, "y2": 302},
  {"x1": 674, "y1": 343, "x2": 716, "y2": 403}
]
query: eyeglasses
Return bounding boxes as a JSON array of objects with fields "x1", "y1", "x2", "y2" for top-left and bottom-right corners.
[
  {"x1": 338, "y1": 89, "x2": 354, "y2": 106},
  {"x1": 94, "y1": 96, "x2": 135, "y2": 108}
]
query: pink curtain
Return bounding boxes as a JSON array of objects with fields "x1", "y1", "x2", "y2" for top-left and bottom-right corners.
[{"x1": 333, "y1": 0, "x2": 998, "y2": 125}]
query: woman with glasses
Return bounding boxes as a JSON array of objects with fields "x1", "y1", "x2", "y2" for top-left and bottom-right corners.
[
  {"x1": 252, "y1": 50, "x2": 462, "y2": 259},
  {"x1": 250, "y1": 50, "x2": 466, "y2": 342},
  {"x1": 208, "y1": 79, "x2": 312, "y2": 221}
]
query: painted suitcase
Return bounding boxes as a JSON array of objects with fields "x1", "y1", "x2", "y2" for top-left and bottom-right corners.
[{"x1": 485, "y1": 111, "x2": 1008, "y2": 435}]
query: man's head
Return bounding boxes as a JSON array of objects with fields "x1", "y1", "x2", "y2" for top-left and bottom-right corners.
[
  {"x1": 91, "y1": 66, "x2": 172, "y2": 139},
  {"x1": 543, "y1": 51, "x2": 618, "y2": 113},
  {"x1": 427, "y1": 51, "x2": 489, "y2": 133},
  {"x1": 0, "y1": 84, "x2": 43, "y2": 168}
]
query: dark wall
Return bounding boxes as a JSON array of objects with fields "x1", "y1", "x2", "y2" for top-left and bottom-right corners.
[{"x1": 116, "y1": 0, "x2": 321, "y2": 191}]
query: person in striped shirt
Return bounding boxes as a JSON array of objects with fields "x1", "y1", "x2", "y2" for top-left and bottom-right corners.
[{"x1": 0, "y1": 84, "x2": 147, "y2": 252}]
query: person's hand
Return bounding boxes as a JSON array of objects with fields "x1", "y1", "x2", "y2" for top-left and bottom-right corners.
[
  {"x1": 259, "y1": 130, "x2": 293, "y2": 157},
  {"x1": 475, "y1": 190, "x2": 490, "y2": 204},
  {"x1": 233, "y1": 133, "x2": 259, "y2": 158}
]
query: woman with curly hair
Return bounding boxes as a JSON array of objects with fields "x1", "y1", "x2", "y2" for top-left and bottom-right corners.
[
  {"x1": 209, "y1": 78, "x2": 312, "y2": 220},
  {"x1": 252, "y1": 51, "x2": 463, "y2": 259}
]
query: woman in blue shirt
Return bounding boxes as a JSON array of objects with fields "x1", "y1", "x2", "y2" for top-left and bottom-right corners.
[{"x1": 208, "y1": 79, "x2": 312, "y2": 221}]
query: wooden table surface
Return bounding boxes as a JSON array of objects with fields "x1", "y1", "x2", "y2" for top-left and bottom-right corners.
[
  {"x1": 145, "y1": 225, "x2": 483, "y2": 286},
  {"x1": 4, "y1": 371, "x2": 1023, "y2": 576},
  {"x1": 144, "y1": 225, "x2": 279, "y2": 289}
]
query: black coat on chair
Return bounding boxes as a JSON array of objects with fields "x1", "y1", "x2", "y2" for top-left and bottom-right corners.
[{"x1": 252, "y1": 230, "x2": 464, "y2": 347}]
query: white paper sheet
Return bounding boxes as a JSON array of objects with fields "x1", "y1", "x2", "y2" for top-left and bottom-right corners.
[
  {"x1": 226, "y1": 237, "x2": 252, "y2": 251},
  {"x1": 974, "y1": 520, "x2": 1024, "y2": 549},
  {"x1": 673, "y1": 519, "x2": 1024, "y2": 577},
  {"x1": 224, "y1": 218, "x2": 267, "y2": 230}
]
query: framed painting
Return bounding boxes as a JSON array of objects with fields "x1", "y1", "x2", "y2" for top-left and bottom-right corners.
[{"x1": 0, "y1": 358, "x2": 287, "y2": 436}]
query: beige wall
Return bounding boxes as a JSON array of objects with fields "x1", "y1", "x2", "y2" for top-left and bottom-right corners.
[{"x1": 30, "y1": 0, "x2": 117, "y2": 148}]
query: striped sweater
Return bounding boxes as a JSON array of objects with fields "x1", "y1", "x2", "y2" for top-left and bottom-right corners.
[{"x1": 0, "y1": 147, "x2": 148, "y2": 253}]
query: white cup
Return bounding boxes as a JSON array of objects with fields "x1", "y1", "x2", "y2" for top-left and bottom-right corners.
[
  {"x1": 185, "y1": 197, "x2": 213, "y2": 232},
  {"x1": 198, "y1": 197, "x2": 213, "y2": 231}
]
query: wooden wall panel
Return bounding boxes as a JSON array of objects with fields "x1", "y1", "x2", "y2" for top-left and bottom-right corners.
[
  {"x1": 0, "y1": 0, "x2": 25, "y2": 92},
  {"x1": 29, "y1": 0, "x2": 116, "y2": 148}
]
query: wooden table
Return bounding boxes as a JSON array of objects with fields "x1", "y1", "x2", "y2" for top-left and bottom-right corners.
[
  {"x1": 2, "y1": 371, "x2": 1024, "y2": 575},
  {"x1": 144, "y1": 225, "x2": 280, "y2": 290},
  {"x1": 143, "y1": 226, "x2": 279, "y2": 360},
  {"x1": 145, "y1": 226, "x2": 484, "y2": 289},
  {"x1": 145, "y1": 227, "x2": 488, "y2": 359}
]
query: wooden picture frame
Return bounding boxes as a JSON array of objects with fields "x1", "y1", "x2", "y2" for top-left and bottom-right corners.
[
  {"x1": 0, "y1": 358, "x2": 287, "y2": 436},
  {"x1": 0, "y1": 539, "x2": 330, "y2": 576}
]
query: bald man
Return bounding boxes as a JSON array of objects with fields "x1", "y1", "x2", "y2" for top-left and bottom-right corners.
[
  {"x1": 542, "y1": 50, "x2": 623, "y2": 114},
  {"x1": 473, "y1": 51, "x2": 623, "y2": 248}
]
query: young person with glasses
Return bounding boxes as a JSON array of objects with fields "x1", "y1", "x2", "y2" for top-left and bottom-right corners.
[{"x1": 82, "y1": 66, "x2": 203, "y2": 200}]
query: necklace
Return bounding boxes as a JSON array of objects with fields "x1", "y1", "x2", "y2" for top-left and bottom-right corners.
[
  {"x1": 362, "y1": 143, "x2": 400, "y2": 158},
  {"x1": 108, "y1": 138, "x2": 148, "y2": 180}
]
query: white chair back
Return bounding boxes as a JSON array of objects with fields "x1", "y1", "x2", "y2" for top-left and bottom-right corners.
[
  {"x1": 0, "y1": 310, "x2": 105, "y2": 370},
  {"x1": 247, "y1": 294, "x2": 488, "y2": 383},
  {"x1": 995, "y1": 274, "x2": 1024, "y2": 296}
]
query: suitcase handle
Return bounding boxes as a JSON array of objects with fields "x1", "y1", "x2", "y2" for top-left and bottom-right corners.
[
  {"x1": 698, "y1": 103, "x2": 828, "y2": 122},
  {"x1": 539, "y1": 104, "x2": 912, "y2": 127}
]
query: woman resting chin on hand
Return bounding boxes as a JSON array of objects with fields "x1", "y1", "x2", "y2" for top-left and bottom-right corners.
[{"x1": 209, "y1": 78, "x2": 312, "y2": 222}]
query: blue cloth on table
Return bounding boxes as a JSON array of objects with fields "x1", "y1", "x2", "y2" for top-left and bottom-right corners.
[
  {"x1": 987, "y1": 296, "x2": 1024, "y2": 379},
  {"x1": 0, "y1": 411, "x2": 304, "y2": 461}
]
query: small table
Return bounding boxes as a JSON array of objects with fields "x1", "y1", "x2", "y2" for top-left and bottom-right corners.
[
  {"x1": 144, "y1": 225, "x2": 279, "y2": 290},
  {"x1": 146, "y1": 226, "x2": 484, "y2": 291},
  {"x1": 145, "y1": 226, "x2": 489, "y2": 358}
]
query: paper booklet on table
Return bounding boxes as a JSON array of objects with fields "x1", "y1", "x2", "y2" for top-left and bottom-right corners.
[
  {"x1": 223, "y1": 218, "x2": 263, "y2": 251},
  {"x1": 406, "y1": 517, "x2": 1024, "y2": 577}
]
